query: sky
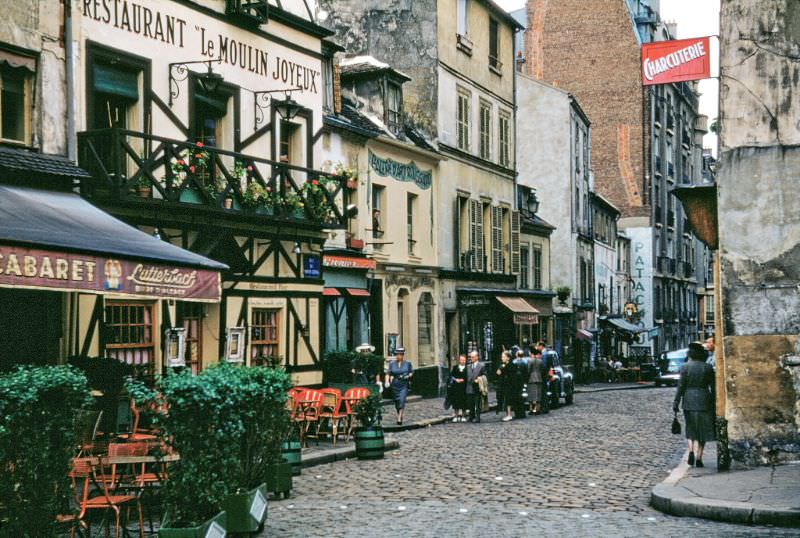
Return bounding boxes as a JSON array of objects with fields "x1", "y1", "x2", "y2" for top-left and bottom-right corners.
[{"x1": 495, "y1": 0, "x2": 720, "y2": 152}]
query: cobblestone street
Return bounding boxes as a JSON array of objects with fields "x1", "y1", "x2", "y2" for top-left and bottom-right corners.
[{"x1": 266, "y1": 388, "x2": 798, "y2": 537}]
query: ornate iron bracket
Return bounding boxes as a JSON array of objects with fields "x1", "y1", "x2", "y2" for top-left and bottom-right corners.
[
  {"x1": 168, "y1": 59, "x2": 222, "y2": 107},
  {"x1": 248, "y1": 86, "x2": 302, "y2": 127}
]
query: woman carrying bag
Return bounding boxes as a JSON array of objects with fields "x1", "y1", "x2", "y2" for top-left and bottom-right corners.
[{"x1": 673, "y1": 341, "x2": 716, "y2": 467}]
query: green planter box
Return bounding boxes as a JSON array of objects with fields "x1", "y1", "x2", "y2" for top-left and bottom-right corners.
[
  {"x1": 265, "y1": 460, "x2": 293, "y2": 499},
  {"x1": 280, "y1": 441, "x2": 302, "y2": 476},
  {"x1": 354, "y1": 427, "x2": 385, "y2": 460},
  {"x1": 158, "y1": 510, "x2": 226, "y2": 538},
  {"x1": 221, "y1": 483, "x2": 268, "y2": 535},
  {"x1": 179, "y1": 188, "x2": 205, "y2": 204}
]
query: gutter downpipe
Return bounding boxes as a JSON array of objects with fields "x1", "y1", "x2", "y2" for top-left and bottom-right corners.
[{"x1": 65, "y1": 0, "x2": 77, "y2": 163}]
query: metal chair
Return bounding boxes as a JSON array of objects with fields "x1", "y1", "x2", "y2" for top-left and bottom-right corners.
[
  {"x1": 343, "y1": 387, "x2": 371, "y2": 439},
  {"x1": 316, "y1": 389, "x2": 348, "y2": 446}
]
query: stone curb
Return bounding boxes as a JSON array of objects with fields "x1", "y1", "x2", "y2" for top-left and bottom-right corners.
[
  {"x1": 300, "y1": 436, "x2": 400, "y2": 469},
  {"x1": 650, "y1": 452, "x2": 800, "y2": 528},
  {"x1": 574, "y1": 383, "x2": 654, "y2": 393}
]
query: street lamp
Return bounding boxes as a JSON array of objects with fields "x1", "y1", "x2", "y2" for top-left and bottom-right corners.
[
  {"x1": 274, "y1": 93, "x2": 303, "y2": 121},
  {"x1": 526, "y1": 190, "x2": 540, "y2": 215}
]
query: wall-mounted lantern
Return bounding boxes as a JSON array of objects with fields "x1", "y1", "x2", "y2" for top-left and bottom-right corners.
[{"x1": 169, "y1": 59, "x2": 223, "y2": 106}]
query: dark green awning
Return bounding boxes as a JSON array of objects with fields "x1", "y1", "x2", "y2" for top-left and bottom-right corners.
[
  {"x1": 195, "y1": 91, "x2": 229, "y2": 117},
  {"x1": 93, "y1": 64, "x2": 139, "y2": 101}
]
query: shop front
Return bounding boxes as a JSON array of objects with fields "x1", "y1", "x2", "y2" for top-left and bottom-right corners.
[{"x1": 321, "y1": 252, "x2": 375, "y2": 352}]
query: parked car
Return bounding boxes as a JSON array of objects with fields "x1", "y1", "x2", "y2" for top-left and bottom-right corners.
[
  {"x1": 542, "y1": 350, "x2": 574, "y2": 407},
  {"x1": 655, "y1": 348, "x2": 688, "y2": 387}
]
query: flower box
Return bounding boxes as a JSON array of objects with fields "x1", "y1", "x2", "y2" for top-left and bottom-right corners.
[
  {"x1": 158, "y1": 511, "x2": 226, "y2": 538},
  {"x1": 221, "y1": 484, "x2": 268, "y2": 534}
]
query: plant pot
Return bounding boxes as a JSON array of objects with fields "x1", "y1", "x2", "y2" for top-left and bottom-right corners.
[
  {"x1": 158, "y1": 510, "x2": 226, "y2": 538},
  {"x1": 137, "y1": 186, "x2": 152, "y2": 199},
  {"x1": 221, "y1": 483, "x2": 268, "y2": 534},
  {"x1": 557, "y1": 293, "x2": 569, "y2": 305},
  {"x1": 223, "y1": 197, "x2": 234, "y2": 209},
  {"x1": 265, "y1": 460, "x2": 293, "y2": 499},
  {"x1": 354, "y1": 427, "x2": 385, "y2": 460},
  {"x1": 280, "y1": 441, "x2": 302, "y2": 476}
]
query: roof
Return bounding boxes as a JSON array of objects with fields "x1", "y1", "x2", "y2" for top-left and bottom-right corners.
[
  {"x1": 340, "y1": 55, "x2": 412, "y2": 82},
  {"x1": 0, "y1": 146, "x2": 90, "y2": 180},
  {"x1": 481, "y1": 0, "x2": 525, "y2": 31},
  {"x1": 0, "y1": 185, "x2": 227, "y2": 271},
  {"x1": 591, "y1": 191, "x2": 621, "y2": 216}
]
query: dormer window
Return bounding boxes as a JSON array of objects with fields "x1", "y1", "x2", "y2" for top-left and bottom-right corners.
[{"x1": 386, "y1": 82, "x2": 402, "y2": 136}]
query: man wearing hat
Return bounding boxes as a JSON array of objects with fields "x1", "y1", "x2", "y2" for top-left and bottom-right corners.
[{"x1": 387, "y1": 347, "x2": 413, "y2": 425}]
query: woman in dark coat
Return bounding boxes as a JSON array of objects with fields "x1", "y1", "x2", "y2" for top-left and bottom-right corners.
[
  {"x1": 496, "y1": 351, "x2": 515, "y2": 422},
  {"x1": 449, "y1": 354, "x2": 468, "y2": 422},
  {"x1": 527, "y1": 351, "x2": 544, "y2": 415},
  {"x1": 673, "y1": 341, "x2": 716, "y2": 467},
  {"x1": 387, "y1": 347, "x2": 413, "y2": 425}
]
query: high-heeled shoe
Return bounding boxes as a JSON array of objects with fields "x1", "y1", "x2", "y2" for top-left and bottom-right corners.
[
  {"x1": 687, "y1": 451, "x2": 695, "y2": 465},
  {"x1": 695, "y1": 459, "x2": 704, "y2": 468}
]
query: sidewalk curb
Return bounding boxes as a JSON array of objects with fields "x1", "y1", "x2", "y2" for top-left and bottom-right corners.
[
  {"x1": 651, "y1": 452, "x2": 800, "y2": 527},
  {"x1": 575, "y1": 383, "x2": 654, "y2": 394},
  {"x1": 300, "y1": 436, "x2": 400, "y2": 469}
]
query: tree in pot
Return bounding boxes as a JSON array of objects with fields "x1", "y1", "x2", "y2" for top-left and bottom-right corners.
[
  {"x1": 353, "y1": 393, "x2": 385, "y2": 460},
  {"x1": 128, "y1": 370, "x2": 240, "y2": 537},
  {"x1": 556, "y1": 286, "x2": 571, "y2": 305},
  {"x1": 212, "y1": 365, "x2": 292, "y2": 533}
]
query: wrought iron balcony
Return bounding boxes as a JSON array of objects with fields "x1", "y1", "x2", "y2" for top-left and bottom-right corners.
[{"x1": 77, "y1": 128, "x2": 347, "y2": 229}]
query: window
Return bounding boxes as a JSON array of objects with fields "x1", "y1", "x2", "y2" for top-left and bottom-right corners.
[
  {"x1": 251, "y1": 308, "x2": 280, "y2": 361},
  {"x1": 322, "y1": 55, "x2": 334, "y2": 112},
  {"x1": 479, "y1": 100, "x2": 492, "y2": 160},
  {"x1": 372, "y1": 184, "x2": 385, "y2": 248},
  {"x1": 279, "y1": 121, "x2": 299, "y2": 164},
  {"x1": 533, "y1": 246, "x2": 543, "y2": 290},
  {"x1": 498, "y1": 111, "x2": 510, "y2": 167},
  {"x1": 178, "y1": 302, "x2": 203, "y2": 374},
  {"x1": 104, "y1": 302, "x2": 154, "y2": 376},
  {"x1": 705, "y1": 296, "x2": 715, "y2": 323},
  {"x1": 457, "y1": 89, "x2": 471, "y2": 151},
  {"x1": 407, "y1": 193, "x2": 416, "y2": 255},
  {"x1": 1, "y1": 63, "x2": 30, "y2": 143},
  {"x1": 386, "y1": 82, "x2": 402, "y2": 135},
  {"x1": 457, "y1": 0, "x2": 469, "y2": 35},
  {"x1": 469, "y1": 198, "x2": 484, "y2": 271},
  {"x1": 491, "y1": 205, "x2": 503, "y2": 272},
  {"x1": 417, "y1": 293, "x2": 434, "y2": 365},
  {"x1": 489, "y1": 18, "x2": 500, "y2": 70},
  {"x1": 520, "y1": 245, "x2": 530, "y2": 289}
]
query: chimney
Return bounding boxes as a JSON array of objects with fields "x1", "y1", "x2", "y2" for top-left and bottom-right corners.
[
  {"x1": 523, "y1": 0, "x2": 547, "y2": 80},
  {"x1": 333, "y1": 60, "x2": 342, "y2": 114}
]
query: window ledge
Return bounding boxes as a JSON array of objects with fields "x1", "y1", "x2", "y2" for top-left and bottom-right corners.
[
  {"x1": 489, "y1": 63, "x2": 503, "y2": 77},
  {"x1": 456, "y1": 34, "x2": 473, "y2": 56}
]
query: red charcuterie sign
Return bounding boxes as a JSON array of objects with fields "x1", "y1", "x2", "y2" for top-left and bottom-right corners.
[{"x1": 642, "y1": 37, "x2": 711, "y2": 86}]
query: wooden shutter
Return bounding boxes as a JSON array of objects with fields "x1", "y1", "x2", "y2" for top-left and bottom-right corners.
[
  {"x1": 454, "y1": 197, "x2": 461, "y2": 269},
  {"x1": 470, "y1": 199, "x2": 483, "y2": 271},
  {"x1": 491, "y1": 206, "x2": 502, "y2": 272},
  {"x1": 510, "y1": 210, "x2": 521, "y2": 275}
]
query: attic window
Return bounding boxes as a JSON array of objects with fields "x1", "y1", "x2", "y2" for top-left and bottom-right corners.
[{"x1": 386, "y1": 82, "x2": 401, "y2": 135}]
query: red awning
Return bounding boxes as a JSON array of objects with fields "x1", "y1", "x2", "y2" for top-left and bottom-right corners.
[
  {"x1": 346, "y1": 288, "x2": 370, "y2": 297},
  {"x1": 323, "y1": 288, "x2": 341, "y2": 296}
]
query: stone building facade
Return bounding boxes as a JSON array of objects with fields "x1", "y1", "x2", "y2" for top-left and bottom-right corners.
[{"x1": 718, "y1": 0, "x2": 800, "y2": 465}]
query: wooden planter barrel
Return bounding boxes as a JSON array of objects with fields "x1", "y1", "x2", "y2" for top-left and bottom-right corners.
[{"x1": 354, "y1": 427, "x2": 385, "y2": 460}]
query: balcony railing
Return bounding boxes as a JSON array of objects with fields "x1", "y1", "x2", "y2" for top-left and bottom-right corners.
[
  {"x1": 684, "y1": 261, "x2": 694, "y2": 278},
  {"x1": 668, "y1": 162, "x2": 675, "y2": 177},
  {"x1": 77, "y1": 128, "x2": 347, "y2": 228}
]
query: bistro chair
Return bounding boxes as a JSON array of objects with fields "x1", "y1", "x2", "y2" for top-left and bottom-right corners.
[
  {"x1": 69, "y1": 457, "x2": 144, "y2": 538},
  {"x1": 316, "y1": 389, "x2": 348, "y2": 446},
  {"x1": 298, "y1": 389, "x2": 324, "y2": 446},
  {"x1": 76, "y1": 409, "x2": 104, "y2": 457},
  {"x1": 118, "y1": 400, "x2": 158, "y2": 443},
  {"x1": 343, "y1": 388, "x2": 371, "y2": 440}
]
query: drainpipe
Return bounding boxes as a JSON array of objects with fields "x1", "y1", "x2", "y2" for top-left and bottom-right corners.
[
  {"x1": 64, "y1": 0, "x2": 77, "y2": 162},
  {"x1": 512, "y1": 29, "x2": 519, "y2": 212}
]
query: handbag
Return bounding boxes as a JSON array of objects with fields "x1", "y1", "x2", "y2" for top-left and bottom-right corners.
[{"x1": 671, "y1": 412, "x2": 681, "y2": 435}]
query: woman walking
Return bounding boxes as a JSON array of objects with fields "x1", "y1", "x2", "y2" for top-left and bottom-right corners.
[
  {"x1": 527, "y1": 350, "x2": 544, "y2": 415},
  {"x1": 496, "y1": 351, "x2": 515, "y2": 422},
  {"x1": 387, "y1": 347, "x2": 413, "y2": 425},
  {"x1": 673, "y1": 342, "x2": 716, "y2": 467},
  {"x1": 449, "y1": 354, "x2": 468, "y2": 422}
]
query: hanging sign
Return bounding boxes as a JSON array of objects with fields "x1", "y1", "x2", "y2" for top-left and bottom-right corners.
[
  {"x1": 368, "y1": 150, "x2": 432, "y2": 190},
  {"x1": 642, "y1": 37, "x2": 711, "y2": 86}
]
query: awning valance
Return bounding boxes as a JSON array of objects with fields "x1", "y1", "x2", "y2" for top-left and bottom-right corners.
[
  {"x1": 345, "y1": 288, "x2": 370, "y2": 297},
  {"x1": 496, "y1": 295, "x2": 539, "y2": 325},
  {"x1": 94, "y1": 63, "x2": 139, "y2": 101},
  {"x1": 0, "y1": 186, "x2": 226, "y2": 302},
  {"x1": 606, "y1": 317, "x2": 645, "y2": 334},
  {"x1": 323, "y1": 288, "x2": 341, "y2": 296}
]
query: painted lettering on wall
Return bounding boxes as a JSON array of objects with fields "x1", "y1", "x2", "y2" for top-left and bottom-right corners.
[{"x1": 368, "y1": 150, "x2": 432, "y2": 190}]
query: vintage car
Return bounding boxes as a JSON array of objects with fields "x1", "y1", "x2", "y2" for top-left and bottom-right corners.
[{"x1": 655, "y1": 348, "x2": 689, "y2": 387}]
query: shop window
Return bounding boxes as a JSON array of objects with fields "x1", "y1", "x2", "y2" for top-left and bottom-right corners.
[
  {"x1": 251, "y1": 308, "x2": 280, "y2": 362},
  {"x1": 178, "y1": 302, "x2": 203, "y2": 374},
  {"x1": 386, "y1": 82, "x2": 402, "y2": 135},
  {"x1": 407, "y1": 193, "x2": 416, "y2": 255},
  {"x1": 479, "y1": 100, "x2": 492, "y2": 160},
  {"x1": 1, "y1": 63, "x2": 31, "y2": 144},
  {"x1": 417, "y1": 292, "x2": 434, "y2": 366},
  {"x1": 457, "y1": 88, "x2": 471, "y2": 151},
  {"x1": 104, "y1": 302, "x2": 154, "y2": 376}
]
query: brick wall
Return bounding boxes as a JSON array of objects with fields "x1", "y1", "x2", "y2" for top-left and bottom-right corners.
[{"x1": 523, "y1": 0, "x2": 650, "y2": 219}]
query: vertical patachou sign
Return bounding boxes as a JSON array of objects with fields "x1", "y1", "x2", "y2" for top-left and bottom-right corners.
[{"x1": 641, "y1": 37, "x2": 711, "y2": 86}]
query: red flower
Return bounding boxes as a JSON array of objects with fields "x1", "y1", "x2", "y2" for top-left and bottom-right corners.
[
  {"x1": 189, "y1": 165, "x2": 196, "y2": 173},
  {"x1": 312, "y1": 179, "x2": 319, "y2": 185},
  {"x1": 177, "y1": 159, "x2": 185, "y2": 166},
  {"x1": 247, "y1": 165, "x2": 253, "y2": 171},
  {"x1": 195, "y1": 153, "x2": 202, "y2": 159},
  {"x1": 196, "y1": 141, "x2": 204, "y2": 148}
]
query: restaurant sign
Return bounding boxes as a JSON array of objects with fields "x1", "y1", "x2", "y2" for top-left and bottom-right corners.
[
  {"x1": 0, "y1": 244, "x2": 220, "y2": 302},
  {"x1": 368, "y1": 150, "x2": 432, "y2": 190}
]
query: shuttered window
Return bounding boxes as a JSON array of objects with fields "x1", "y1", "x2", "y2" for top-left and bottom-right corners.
[
  {"x1": 491, "y1": 205, "x2": 503, "y2": 273},
  {"x1": 498, "y1": 112, "x2": 510, "y2": 167},
  {"x1": 469, "y1": 198, "x2": 483, "y2": 271},
  {"x1": 533, "y1": 245, "x2": 543, "y2": 290},
  {"x1": 479, "y1": 100, "x2": 491, "y2": 160},
  {"x1": 510, "y1": 210, "x2": 520, "y2": 274},
  {"x1": 457, "y1": 89, "x2": 471, "y2": 151}
]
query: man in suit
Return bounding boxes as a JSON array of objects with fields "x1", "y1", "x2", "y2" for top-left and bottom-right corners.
[{"x1": 466, "y1": 351, "x2": 486, "y2": 423}]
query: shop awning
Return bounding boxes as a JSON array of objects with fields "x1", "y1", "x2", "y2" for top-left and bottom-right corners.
[
  {"x1": 345, "y1": 288, "x2": 370, "y2": 297},
  {"x1": 577, "y1": 329, "x2": 594, "y2": 341},
  {"x1": 496, "y1": 295, "x2": 539, "y2": 325},
  {"x1": 323, "y1": 288, "x2": 341, "y2": 296},
  {"x1": 0, "y1": 185, "x2": 227, "y2": 302},
  {"x1": 606, "y1": 317, "x2": 645, "y2": 334}
]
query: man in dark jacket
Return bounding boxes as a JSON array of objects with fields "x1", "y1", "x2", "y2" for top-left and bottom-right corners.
[{"x1": 466, "y1": 351, "x2": 486, "y2": 423}]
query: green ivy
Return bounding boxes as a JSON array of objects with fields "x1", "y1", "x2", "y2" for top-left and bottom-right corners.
[{"x1": 0, "y1": 366, "x2": 92, "y2": 538}]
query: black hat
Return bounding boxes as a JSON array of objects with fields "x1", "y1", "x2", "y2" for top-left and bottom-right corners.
[{"x1": 688, "y1": 342, "x2": 707, "y2": 361}]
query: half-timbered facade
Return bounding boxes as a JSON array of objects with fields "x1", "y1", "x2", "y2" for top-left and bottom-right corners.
[{"x1": 74, "y1": 0, "x2": 344, "y2": 384}]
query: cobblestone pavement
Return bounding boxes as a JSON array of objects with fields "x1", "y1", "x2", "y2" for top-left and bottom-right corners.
[{"x1": 265, "y1": 389, "x2": 799, "y2": 537}]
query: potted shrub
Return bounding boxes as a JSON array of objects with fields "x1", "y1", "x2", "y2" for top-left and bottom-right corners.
[
  {"x1": 334, "y1": 161, "x2": 358, "y2": 190},
  {"x1": 128, "y1": 370, "x2": 239, "y2": 537},
  {"x1": 353, "y1": 393, "x2": 385, "y2": 460},
  {"x1": 556, "y1": 286, "x2": 571, "y2": 305},
  {"x1": 214, "y1": 365, "x2": 292, "y2": 533},
  {"x1": 133, "y1": 176, "x2": 152, "y2": 198},
  {"x1": 0, "y1": 366, "x2": 92, "y2": 537}
]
